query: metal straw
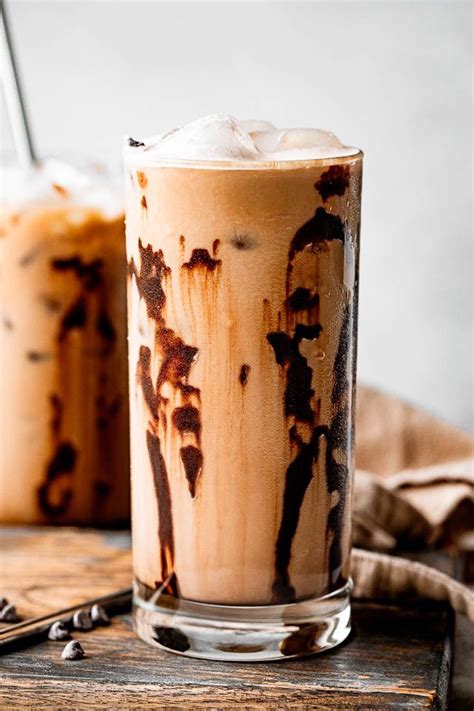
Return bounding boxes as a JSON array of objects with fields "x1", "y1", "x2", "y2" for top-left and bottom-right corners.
[
  {"x1": 0, "y1": 0, "x2": 36, "y2": 167},
  {"x1": 0, "y1": 587, "x2": 133, "y2": 655}
]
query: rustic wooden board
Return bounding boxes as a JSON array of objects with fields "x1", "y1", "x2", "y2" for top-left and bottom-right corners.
[{"x1": 0, "y1": 527, "x2": 453, "y2": 709}]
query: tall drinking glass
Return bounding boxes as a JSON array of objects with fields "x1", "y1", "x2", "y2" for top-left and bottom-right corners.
[{"x1": 125, "y1": 118, "x2": 362, "y2": 660}]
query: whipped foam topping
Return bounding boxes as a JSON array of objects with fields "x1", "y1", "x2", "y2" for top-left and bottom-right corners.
[
  {"x1": 124, "y1": 114, "x2": 358, "y2": 167},
  {"x1": 0, "y1": 159, "x2": 122, "y2": 216}
]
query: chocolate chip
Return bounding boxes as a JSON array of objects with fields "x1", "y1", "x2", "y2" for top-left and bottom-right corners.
[
  {"x1": 0, "y1": 597, "x2": 8, "y2": 610},
  {"x1": 127, "y1": 137, "x2": 145, "y2": 148},
  {"x1": 48, "y1": 621, "x2": 71, "y2": 641},
  {"x1": 90, "y1": 604, "x2": 109, "y2": 625},
  {"x1": 72, "y1": 609, "x2": 93, "y2": 630},
  {"x1": 0, "y1": 604, "x2": 21, "y2": 622},
  {"x1": 61, "y1": 640, "x2": 85, "y2": 660}
]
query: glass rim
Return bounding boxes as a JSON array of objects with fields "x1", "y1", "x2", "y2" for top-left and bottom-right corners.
[{"x1": 124, "y1": 148, "x2": 364, "y2": 172}]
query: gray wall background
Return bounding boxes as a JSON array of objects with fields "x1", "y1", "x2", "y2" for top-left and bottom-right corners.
[{"x1": 1, "y1": 0, "x2": 472, "y2": 430}]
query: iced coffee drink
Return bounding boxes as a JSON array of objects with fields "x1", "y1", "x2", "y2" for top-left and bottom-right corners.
[
  {"x1": 125, "y1": 115, "x2": 362, "y2": 659},
  {"x1": 0, "y1": 161, "x2": 130, "y2": 525}
]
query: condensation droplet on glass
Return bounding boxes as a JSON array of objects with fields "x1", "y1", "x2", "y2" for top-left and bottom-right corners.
[{"x1": 315, "y1": 348, "x2": 326, "y2": 361}]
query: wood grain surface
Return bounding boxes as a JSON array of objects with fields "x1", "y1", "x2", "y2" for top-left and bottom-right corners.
[{"x1": 0, "y1": 527, "x2": 453, "y2": 709}]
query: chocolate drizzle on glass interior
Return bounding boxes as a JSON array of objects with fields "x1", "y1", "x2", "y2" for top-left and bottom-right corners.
[
  {"x1": 0, "y1": 160, "x2": 130, "y2": 525},
  {"x1": 125, "y1": 115, "x2": 362, "y2": 661}
]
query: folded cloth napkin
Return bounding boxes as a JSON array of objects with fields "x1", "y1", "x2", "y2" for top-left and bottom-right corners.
[{"x1": 351, "y1": 386, "x2": 474, "y2": 621}]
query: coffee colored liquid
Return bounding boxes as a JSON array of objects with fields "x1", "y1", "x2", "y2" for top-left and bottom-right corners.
[
  {"x1": 0, "y1": 204, "x2": 130, "y2": 524},
  {"x1": 126, "y1": 158, "x2": 361, "y2": 604}
]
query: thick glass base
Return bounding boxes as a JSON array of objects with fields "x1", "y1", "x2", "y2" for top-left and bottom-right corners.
[{"x1": 133, "y1": 579, "x2": 352, "y2": 662}]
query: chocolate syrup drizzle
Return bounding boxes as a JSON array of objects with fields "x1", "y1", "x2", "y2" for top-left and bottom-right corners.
[
  {"x1": 128, "y1": 239, "x2": 206, "y2": 594},
  {"x1": 239, "y1": 364, "x2": 250, "y2": 386},
  {"x1": 146, "y1": 430, "x2": 176, "y2": 593},
  {"x1": 36, "y1": 256, "x2": 118, "y2": 517},
  {"x1": 268, "y1": 205, "x2": 353, "y2": 603},
  {"x1": 182, "y1": 249, "x2": 221, "y2": 271},
  {"x1": 37, "y1": 395, "x2": 77, "y2": 517},
  {"x1": 179, "y1": 446, "x2": 203, "y2": 498},
  {"x1": 314, "y1": 165, "x2": 350, "y2": 203}
]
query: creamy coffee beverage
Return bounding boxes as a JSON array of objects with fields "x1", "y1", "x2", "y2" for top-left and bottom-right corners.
[
  {"x1": 0, "y1": 161, "x2": 130, "y2": 525},
  {"x1": 125, "y1": 115, "x2": 362, "y2": 659}
]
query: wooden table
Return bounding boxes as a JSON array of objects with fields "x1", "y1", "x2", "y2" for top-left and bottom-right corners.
[{"x1": 0, "y1": 527, "x2": 454, "y2": 709}]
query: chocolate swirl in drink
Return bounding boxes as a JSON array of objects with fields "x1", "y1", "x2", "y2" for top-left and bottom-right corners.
[
  {"x1": 125, "y1": 115, "x2": 362, "y2": 605},
  {"x1": 0, "y1": 161, "x2": 130, "y2": 524}
]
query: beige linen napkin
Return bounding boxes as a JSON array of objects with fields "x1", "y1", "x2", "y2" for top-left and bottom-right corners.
[{"x1": 351, "y1": 386, "x2": 474, "y2": 621}]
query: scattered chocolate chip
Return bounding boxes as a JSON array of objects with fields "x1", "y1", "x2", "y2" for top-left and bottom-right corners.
[
  {"x1": 72, "y1": 609, "x2": 93, "y2": 630},
  {"x1": 48, "y1": 621, "x2": 71, "y2": 641},
  {"x1": 127, "y1": 137, "x2": 145, "y2": 148},
  {"x1": 90, "y1": 604, "x2": 109, "y2": 625},
  {"x1": 0, "y1": 597, "x2": 8, "y2": 610},
  {"x1": 61, "y1": 640, "x2": 85, "y2": 660},
  {"x1": 0, "y1": 604, "x2": 21, "y2": 622}
]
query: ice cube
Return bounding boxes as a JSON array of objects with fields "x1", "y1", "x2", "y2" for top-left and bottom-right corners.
[
  {"x1": 155, "y1": 114, "x2": 260, "y2": 160},
  {"x1": 251, "y1": 129, "x2": 284, "y2": 154},
  {"x1": 239, "y1": 120, "x2": 276, "y2": 133},
  {"x1": 277, "y1": 128, "x2": 344, "y2": 151}
]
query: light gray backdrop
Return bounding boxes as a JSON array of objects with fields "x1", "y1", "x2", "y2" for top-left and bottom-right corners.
[{"x1": 1, "y1": 0, "x2": 472, "y2": 429}]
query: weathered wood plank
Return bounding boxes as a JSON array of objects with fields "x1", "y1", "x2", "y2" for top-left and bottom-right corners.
[
  {"x1": 0, "y1": 527, "x2": 453, "y2": 709},
  {"x1": 0, "y1": 527, "x2": 131, "y2": 617}
]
